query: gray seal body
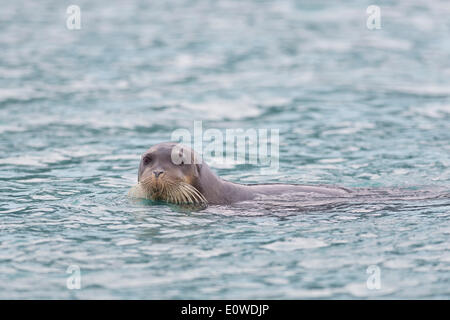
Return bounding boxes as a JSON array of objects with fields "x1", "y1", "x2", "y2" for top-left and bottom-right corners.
[{"x1": 132, "y1": 142, "x2": 350, "y2": 205}]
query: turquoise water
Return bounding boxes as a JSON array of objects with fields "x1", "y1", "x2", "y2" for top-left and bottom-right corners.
[{"x1": 1, "y1": 0, "x2": 449, "y2": 299}]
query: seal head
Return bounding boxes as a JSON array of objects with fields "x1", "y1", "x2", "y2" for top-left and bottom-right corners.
[{"x1": 137, "y1": 142, "x2": 207, "y2": 205}]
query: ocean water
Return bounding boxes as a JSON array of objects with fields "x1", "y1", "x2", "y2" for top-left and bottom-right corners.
[{"x1": 1, "y1": 0, "x2": 449, "y2": 299}]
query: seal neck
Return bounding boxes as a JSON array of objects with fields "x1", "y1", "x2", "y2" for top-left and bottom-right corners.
[{"x1": 195, "y1": 163, "x2": 254, "y2": 204}]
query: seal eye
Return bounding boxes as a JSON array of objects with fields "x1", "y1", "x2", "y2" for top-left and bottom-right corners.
[{"x1": 143, "y1": 155, "x2": 152, "y2": 165}]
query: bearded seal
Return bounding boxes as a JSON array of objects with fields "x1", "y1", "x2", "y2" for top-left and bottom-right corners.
[{"x1": 128, "y1": 142, "x2": 351, "y2": 205}]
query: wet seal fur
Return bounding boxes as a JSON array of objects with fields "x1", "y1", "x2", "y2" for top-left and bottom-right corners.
[{"x1": 129, "y1": 142, "x2": 351, "y2": 205}]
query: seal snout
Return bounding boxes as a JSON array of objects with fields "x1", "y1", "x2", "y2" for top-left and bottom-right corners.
[{"x1": 153, "y1": 170, "x2": 164, "y2": 178}]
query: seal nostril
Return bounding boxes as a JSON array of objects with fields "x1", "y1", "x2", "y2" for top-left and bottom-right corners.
[{"x1": 153, "y1": 170, "x2": 164, "y2": 178}]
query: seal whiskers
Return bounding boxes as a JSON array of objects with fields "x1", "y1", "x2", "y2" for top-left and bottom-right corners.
[{"x1": 139, "y1": 175, "x2": 207, "y2": 205}]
